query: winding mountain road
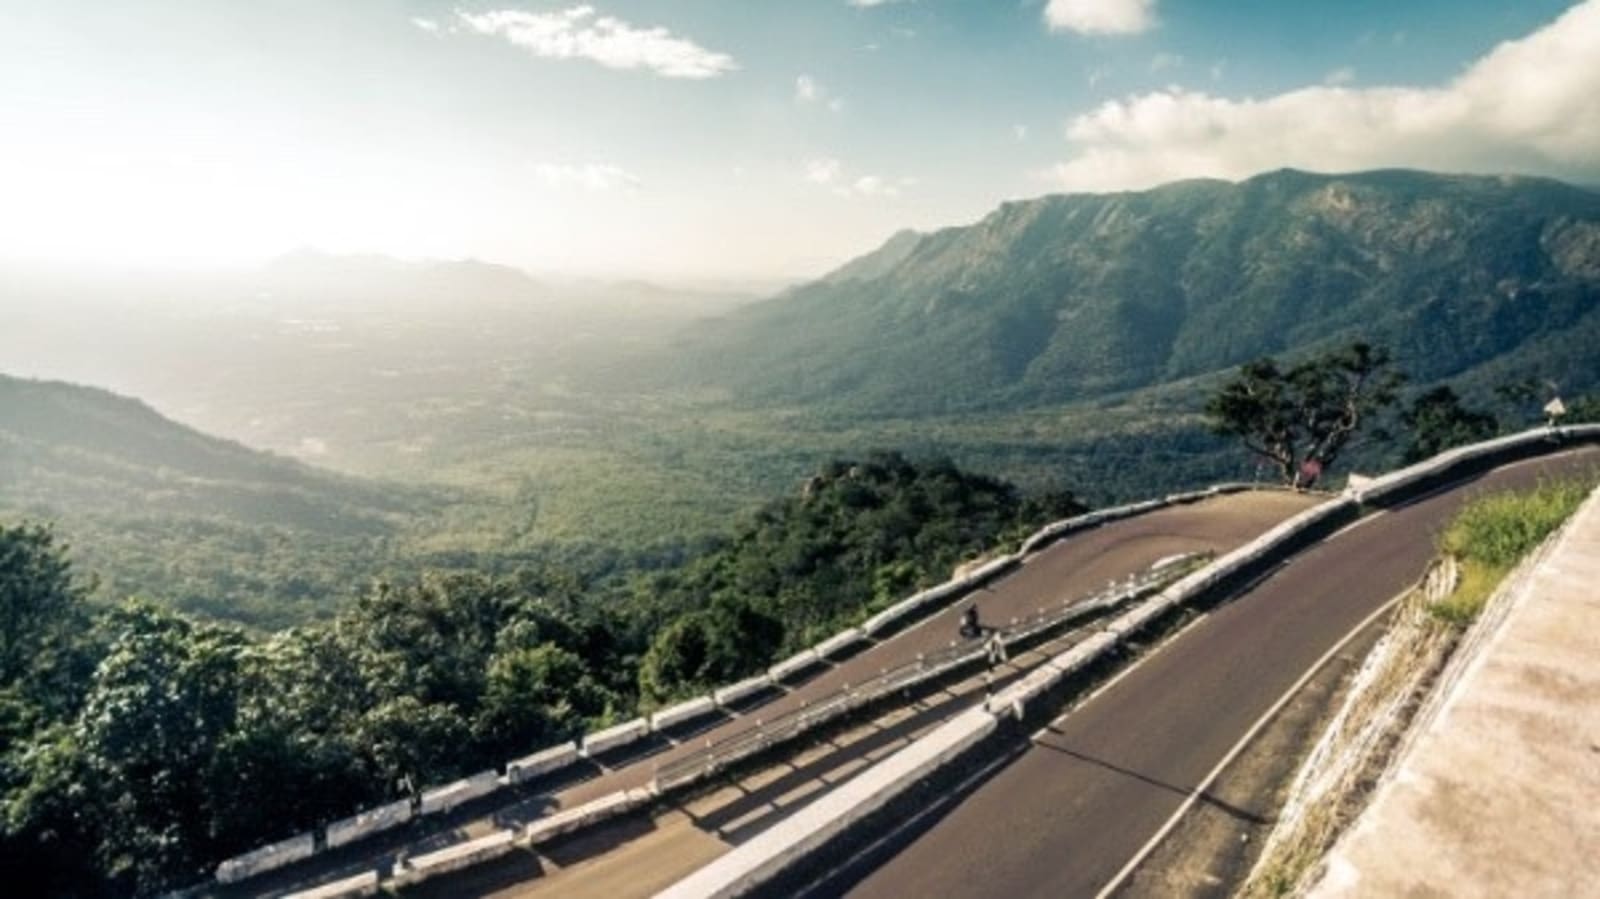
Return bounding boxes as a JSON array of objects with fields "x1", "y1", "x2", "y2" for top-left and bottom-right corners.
[
  {"x1": 250, "y1": 489, "x2": 1318, "y2": 897},
  {"x1": 841, "y1": 447, "x2": 1599, "y2": 899}
]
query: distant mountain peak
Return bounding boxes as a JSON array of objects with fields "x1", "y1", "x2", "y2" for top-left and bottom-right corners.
[
  {"x1": 819, "y1": 227, "x2": 925, "y2": 285},
  {"x1": 260, "y1": 248, "x2": 541, "y2": 304}
]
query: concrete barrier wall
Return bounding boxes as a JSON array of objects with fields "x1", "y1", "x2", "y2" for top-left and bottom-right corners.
[
  {"x1": 959, "y1": 555, "x2": 1020, "y2": 587},
  {"x1": 506, "y1": 741, "x2": 582, "y2": 784},
  {"x1": 856, "y1": 488, "x2": 1200, "y2": 637},
  {"x1": 768, "y1": 648, "x2": 821, "y2": 683},
  {"x1": 715, "y1": 673, "x2": 773, "y2": 708},
  {"x1": 814, "y1": 627, "x2": 866, "y2": 660},
  {"x1": 582, "y1": 717, "x2": 650, "y2": 757},
  {"x1": 216, "y1": 832, "x2": 316, "y2": 883},
  {"x1": 325, "y1": 798, "x2": 413, "y2": 850},
  {"x1": 651, "y1": 695, "x2": 718, "y2": 732},
  {"x1": 395, "y1": 829, "x2": 516, "y2": 887},
  {"x1": 283, "y1": 871, "x2": 381, "y2": 899},
  {"x1": 417, "y1": 770, "x2": 501, "y2": 816},
  {"x1": 656, "y1": 708, "x2": 998, "y2": 899},
  {"x1": 988, "y1": 631, "x2": 1118, "y2": 719},
  {"x1": 1351, "y1": 424, "x2": 1600, "y2": 507},
  {"x1": 1015, "y1": 487, "x2": 1244, "y2": 556},
  {"x1": 522, "y1": 788, "x2": 653, "y2": 847}
]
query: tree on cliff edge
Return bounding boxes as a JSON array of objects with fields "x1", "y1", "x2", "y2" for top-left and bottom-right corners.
[{"x1": 1206, "y1": 342, "x2": 1403, "y2": 487}]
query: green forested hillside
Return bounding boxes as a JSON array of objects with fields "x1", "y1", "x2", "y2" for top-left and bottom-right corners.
[
  {"x1": 0, "y1": 375, "x2": 441, "y2": 626},
  {"x1": 676, "y1": 169, "x2": 1600, "y2": 414}
]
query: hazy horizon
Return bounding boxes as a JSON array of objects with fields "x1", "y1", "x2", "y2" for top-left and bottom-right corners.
[{"x1": 4, "y1": 0, "x2": 1599, "y2": 281}]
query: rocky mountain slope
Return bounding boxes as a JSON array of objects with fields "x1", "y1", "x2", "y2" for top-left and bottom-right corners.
[{"x1": 678, "y1": 169, "x2": 1600, "y2": 413}]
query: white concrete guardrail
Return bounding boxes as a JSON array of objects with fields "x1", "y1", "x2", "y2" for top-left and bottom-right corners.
[
  {"x1": 715, "y1": 673, "x2": 775, "y2": 708},
  {"x1": 417, "y1": 769, "x2": 502, "y2": 816},
  {"x1": 650, "y1": 695, "x2": 720, "y2": 733},
  {"x1": 324, "y1": 798, "x2": 412, "y2": 851},
  {"x1": 506, "y1": 742, "x2": 582, "y2": 785},
  {"x1": 1349, "y1": 424, "x2": 1600, "y2": 506},
  {"x1": 656, "y1": 707, "x2": 1000, "y2": 899},
  {"x1": 202, "y1": 483, "x2": 1289, "y2": 890},
  {"x1": 215, "y1": 833, "x2": 316, "y2": 884},
  {"x1": 582, "y1": 717, "x2": 652, "y2": 758},
  {"x1": 392, "y1": 829, "x2": 517, "y2": 888},
  {"x1": 282, "y1": 871, "x2": 380, "y2": 899}
]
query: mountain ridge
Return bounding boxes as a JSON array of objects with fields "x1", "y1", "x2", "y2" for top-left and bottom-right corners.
[
  {"x1": 677, "y1": 168, "x2": 1600, "y2": 414},
  {"x1": 0, "y1": 373, "x2": 438, "y2": 625}
]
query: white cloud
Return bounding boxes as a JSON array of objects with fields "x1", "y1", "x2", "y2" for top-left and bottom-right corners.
[
  {"x1": 1045, "y1": 0, "x2": 1157, "y2": 36},
  {"x1": 805, "y1": 158, "x2": 842, "y2": 184},
  {"x1": 796, "y1": 74, "x2": 845, "y2": 111},
  {"x1": 411, "y1": 17, "x2": 441, "y2": 33},
  {"x1": 851, "y1": 175, "x2": 909, "y2": 197},
  {"x1": 803, "y1": 160, "x2": 912, "y2": 198},
  {"x1": 848, "y1": 0, "x2": 913, "y2": 6},
  {"x1": 1014, "y1": 124, "x2": 1030, "y2": 142},
  {"x1": 1045, "y1": 0, "x2": 1600, "y2": 191},
  {"x1": 533, "y1": 162, "x2": 641, "y2": 192},
  {"x1": 457, "y1": 7, "x2": 736, "y2": 79},
  {"x1": 1323, "y1": 66, "x2": 1356, "y2": 86}
]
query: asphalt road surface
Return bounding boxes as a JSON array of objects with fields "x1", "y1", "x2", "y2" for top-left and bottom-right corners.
[
  {"x1": 248, "y1": 489, "x2": 1317, "y2": 897},
  {"x1": 844, "y1": 447, "x2": 1599, "y2": 899}
]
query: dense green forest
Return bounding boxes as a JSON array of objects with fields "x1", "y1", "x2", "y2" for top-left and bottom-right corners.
[{"x1": 0, "y1": 453, "x2": 1078, "y2": 896}]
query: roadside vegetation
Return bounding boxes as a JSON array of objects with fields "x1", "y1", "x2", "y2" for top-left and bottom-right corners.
[{"x1": 1429, "y1": 477, "x2": 1594, "y2": 624}]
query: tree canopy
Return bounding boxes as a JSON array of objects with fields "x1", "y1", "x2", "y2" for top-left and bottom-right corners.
[
  {"x1": 1205, "y1": 342, "x2": 1404, "y2": 487},
  {"x1": 1401, "y1": 386, "x2": 1500, "y2": 464}
]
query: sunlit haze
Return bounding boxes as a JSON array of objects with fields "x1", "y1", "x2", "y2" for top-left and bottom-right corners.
[{"x1": 3, "y1": 0, "x2": 1597, "y2": 280}]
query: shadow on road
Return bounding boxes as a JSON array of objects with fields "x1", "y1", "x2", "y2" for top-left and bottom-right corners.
[{"x1": 1033, "y1": 728, "x2": 1271, "y2": 826}]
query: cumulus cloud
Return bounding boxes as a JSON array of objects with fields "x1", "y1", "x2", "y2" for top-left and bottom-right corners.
[
  {"x1": 1045, "y1": 0, "x2": 1600, "y2": 191},
  {"x1": 457, "y1": 6, "x2": 735, "y2": 79},
  {"x1": 1045, "y1": 0, "x2": 1157, "y2": 36},
  {"x1": 533, "y1": 162, "x2": 641, "y2": 191},
  {"x1": 411, "y1": 17, "x2": 441, "y2": 33}
]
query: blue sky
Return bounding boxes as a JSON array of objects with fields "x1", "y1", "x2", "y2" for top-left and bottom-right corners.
[{"x1": 2, "y1": 0, "x2": 1596, "y2": 280}]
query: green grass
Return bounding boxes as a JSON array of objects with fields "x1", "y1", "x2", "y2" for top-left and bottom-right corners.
[{"x1": 1430, "y1": 476, "x2": 1594, "y2": 624}]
